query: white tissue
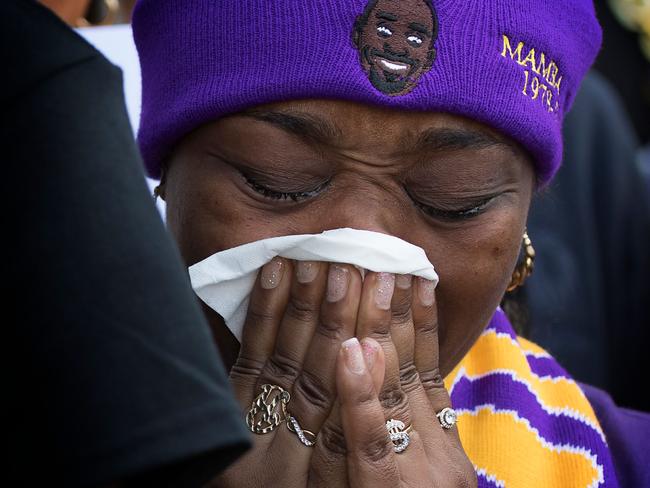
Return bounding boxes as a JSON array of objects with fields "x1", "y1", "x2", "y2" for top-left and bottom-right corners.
[{"x1": 189, "y1": 228, "x2": 438, "y2": 341}]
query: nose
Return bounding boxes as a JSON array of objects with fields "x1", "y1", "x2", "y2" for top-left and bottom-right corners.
[
  {"x1": 319, "y1": 187, "x2": 402, "y2": 238},
  {"x1": 383, "y1": 41, "x2": 409, "y2": 57}
]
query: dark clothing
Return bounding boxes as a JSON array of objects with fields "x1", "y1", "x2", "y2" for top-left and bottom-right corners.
[
  {"x1": 593, "y1": 0, "x2": 650, "y2": 144},
  {"x1": 527, "y1": 72, "x2": 650, "y2": 411},
  {"x1": 4, "y1": 1, "x2": 249, "y2": 486},
  {"x1": 582, "y1": 384, "x2": 650, "y2": 487}
]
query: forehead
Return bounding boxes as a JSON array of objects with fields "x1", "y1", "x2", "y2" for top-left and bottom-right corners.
[
  {"x1": 234, "y1": 99, "x2": 523, "y2": 159},
  {"x1": 371, "y1": 0, "x2": 433, "y2": 22}
]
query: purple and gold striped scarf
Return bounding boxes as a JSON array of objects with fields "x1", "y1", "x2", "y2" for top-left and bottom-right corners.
[{"x1": 445, "y1": 309, "x2": 618, "y2": 487}]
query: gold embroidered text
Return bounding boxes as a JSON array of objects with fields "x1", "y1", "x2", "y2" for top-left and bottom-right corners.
[{"x1": 501, "y1": 34, "x2": 562, "y2": 113}]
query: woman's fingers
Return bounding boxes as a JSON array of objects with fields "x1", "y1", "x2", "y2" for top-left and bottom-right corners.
[
  {"x1": 288, "y1": 265, "x2": 361, "y2": 424},
  {"x1": 230, "y1": 257, "x2": 293, "y2": 407},
  {"x1": 336, "y1": 337, "x2": 401, "y2": 487},
  {"x1": 254, "y1": 261, "x2": 328, "y2": 398},
  {"x1": 390, "y1": 275, "x2": 419, "y2": 397},
  {"x1": 272, "y1": 264, "x2": 362, "y2": 451},
  {"x1": 411, "y1": 277, "x2": 440, "y2": 395},
  {"x1": 411, "y1": 278, "x2": 462, "y2": 445},
  {"x1": 308, "y1": 324, "x2": 387, "y2": 488},
  {"x1": 356, "y1": 273, "x2": 413, "y2": 434}
]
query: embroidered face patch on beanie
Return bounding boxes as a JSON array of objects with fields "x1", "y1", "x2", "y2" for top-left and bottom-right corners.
[
  {"x1": 133, "y1": 0, "x2": 602, "y2": 185},
  {"x1": 352, "y1": 0, "x2": 439, "y2": 96}
]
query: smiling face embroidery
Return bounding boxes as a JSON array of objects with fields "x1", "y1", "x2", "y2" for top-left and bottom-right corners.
[{"x1": 353, "y1": 0, "x2": 438, "y2": 96}]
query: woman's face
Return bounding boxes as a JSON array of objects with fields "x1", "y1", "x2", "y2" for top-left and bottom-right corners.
[{"x1": 164, "y1": 99, "x2": 535, "y2": 375}]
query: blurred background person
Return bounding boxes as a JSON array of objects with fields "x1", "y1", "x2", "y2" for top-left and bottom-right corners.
[
  {"x1": 522, "y1": 0, "x2": 650, "y2": 412},
  {"x1": 595, "y1": 0, "x2": 650, "y2": 145},
  {"x1": 524, "y1": 71, "x2": 650, "y2": 412},
  {"x1": 40, "y1": 0, "x2": 134, "y2": 26}
]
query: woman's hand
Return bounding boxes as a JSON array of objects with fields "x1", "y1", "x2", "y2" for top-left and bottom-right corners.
[
  {"x1": 211, "y1": 258, "x2": 364, "y2": 487},
  {"x1": 210, "y1": 258, "x2": 476, "y2": 487},
  {"x1": 324, "y1": 275, "x2": 477, "y2": 488},
  {"x1": 310, "y1": 272, "x2": 477, "y2": 488}
]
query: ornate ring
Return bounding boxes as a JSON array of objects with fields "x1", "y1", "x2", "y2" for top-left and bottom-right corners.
[
  {"x1": 246, "y1": 384, "x2": 290, "y2": 434},
  {"x1": 386, "y1": 419, "x2": 411, "y2": 453},
  {"x1": 287, "y1": 414, "x2": 317, "y2": 447},
  {"x1": 437, "y1": 407, "x2": 458, "y2": 429}
]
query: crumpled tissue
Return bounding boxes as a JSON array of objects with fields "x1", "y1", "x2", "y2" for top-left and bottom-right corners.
[{"x1": 189, "y1": 228, "x2": 438, "y2": 341}]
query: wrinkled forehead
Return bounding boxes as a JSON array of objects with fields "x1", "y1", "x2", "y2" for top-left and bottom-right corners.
[{"x1": 234, "y1": 99, "x2": 524, "y2": 158}]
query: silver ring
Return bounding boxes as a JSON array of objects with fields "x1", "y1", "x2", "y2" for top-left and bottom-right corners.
[
  {"x1": 287, "y1": 414, "x2": 317, "y2": 447},
  {"x1": 386, "y1": 419, "x2": 411, "y2": 453},
  {"x1": 437, "y1": 407, "x2": 458, "y2": 429}
]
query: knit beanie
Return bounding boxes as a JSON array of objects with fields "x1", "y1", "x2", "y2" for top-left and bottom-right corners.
[{"x1": 132, "y1": 0, "x2": 602, "y2": 184}]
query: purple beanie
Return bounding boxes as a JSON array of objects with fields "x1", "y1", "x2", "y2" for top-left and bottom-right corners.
[{"x1": 133, "y1": 0, "x2": 601, "y2": 184}]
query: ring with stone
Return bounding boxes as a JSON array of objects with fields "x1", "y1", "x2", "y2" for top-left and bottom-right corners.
[
  {"x1": 386, "y1": 418, "x2": 411, "y2": 453},
  {"x1": 437, "y1": 407, "x2": 458, "y2": 429},
  {"x1": 286, "y1": 414, "x2": 317, "y2": 447},
  {"x1": 246, "y1": 384, "x2": 290, "y2": 434}
]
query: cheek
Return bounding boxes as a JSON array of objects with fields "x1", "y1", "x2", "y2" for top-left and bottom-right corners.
[
  {"x1": 166, "y1": 157, "x2": 310, "y2": 266},
  {"x1": 414, "y1": 49, "x2": 432, "y2": 69},
  {"x1": 424, "y1": 214, "x2": 527, "y2": 376},
  {"x1": 360, "y1": 34, "x2": 382, "y2": 55}
]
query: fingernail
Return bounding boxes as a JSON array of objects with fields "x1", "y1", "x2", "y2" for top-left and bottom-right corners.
[
  {"x1": 261, "y1": 258, "x2": 284, "y2": 289},
  {"x1": 296, "y1": 261, "x2": 319, "y2": 283},
  {"x1": 396, "y1": 274, "x2": 412, "y2": 290},
  {"x1": 360, "y1": 338, "x2": 378, "y2": 371},
  {"x1": 327, "y1": 265, "x2": 349, "y2": 303},
  {"x1": 342, "y1": 338, "x2": 365, "y2": 374},
  {"x1": 375, "y1": 272, "x2": 395, "y2": 310},
  {"x1": 417, "y1": 277, "x2": 435, "y2": 306}
]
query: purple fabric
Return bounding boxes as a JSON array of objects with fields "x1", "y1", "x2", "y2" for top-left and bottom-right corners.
[
  {"x1": 477, "y1": 472, "x2": 502, "y2": 488},
  {"x1": 453, "y1": 309, "x2": 620, "y2": 486},
  {"x1": 452, "y1": 374, "x2": 617, "y2": 485},
  {"x1": 526, "y1": 355, "x2": 570, "y2": 379},
  {"x1": 581, "y1": 383, "x2": 650, "y2": 488},
  {"x1": 485, "y1": 310, "x2": 518, "y2": 338},
  {"x1": 132, "y1": 0, "x2": 601, "y2": 183}
]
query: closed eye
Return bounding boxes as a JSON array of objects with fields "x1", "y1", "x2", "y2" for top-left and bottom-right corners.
[
  {"x1": 242, "y1": 172, "x2": 329, "y2": 203},
  {"x1": 404, "y1": 186, "x2": 497, "y2": 221}
]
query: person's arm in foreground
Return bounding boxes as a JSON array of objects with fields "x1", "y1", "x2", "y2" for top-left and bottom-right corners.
[{"x1": 5, "y1": 1, "x2": 250, "y2": 486}]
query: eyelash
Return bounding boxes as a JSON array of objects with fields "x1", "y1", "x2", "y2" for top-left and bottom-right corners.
[
  {"x1": 242, "y1": 173, "x2": 493, "y2": 220},
  {"x1": 405, "y1": 187, "x2": 495, "y2": 221},
  {"x1": 243, "y1": 174, "x2": 329, "y2": 202}
]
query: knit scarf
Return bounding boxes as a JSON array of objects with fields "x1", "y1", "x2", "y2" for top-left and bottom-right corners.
[{"x1": 445, "y1": 309, "x2": 618, "y2": 487}]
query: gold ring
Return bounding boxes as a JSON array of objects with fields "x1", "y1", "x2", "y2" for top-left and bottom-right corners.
[{"x1": 246, "y1": 384, "x2": 290, "y2": 434}]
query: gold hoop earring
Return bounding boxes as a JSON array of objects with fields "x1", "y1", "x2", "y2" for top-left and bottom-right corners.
[{"x1": 507, "y1": 230, "x2": 535, "y2": 292}]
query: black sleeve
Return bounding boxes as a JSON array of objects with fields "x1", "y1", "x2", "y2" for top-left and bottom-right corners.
[{"x1": 4, "y1": 2, "x2": 250, "y2": 486}]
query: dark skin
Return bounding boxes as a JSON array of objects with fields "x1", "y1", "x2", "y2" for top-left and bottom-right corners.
[
  {"x1": 160, "y1": 99, "x2": 535, "y2": 486},
  {"x1": 40, "y1": 0, "x2": 91, "y2": 25}
]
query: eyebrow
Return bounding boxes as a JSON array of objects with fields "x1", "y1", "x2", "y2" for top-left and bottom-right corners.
[
  {"x1": 240, "y1": 110, "x2": 516, "y2": 154},
  {"x1": 409, "y1": 128, "x2": 517, "y2": 153},
  {"x1": 241, "y1": 110, "x2": 341, "y2": 145},
  {"x1": 408, "y1": 22, "x2": 431, "y2": 37},
  {"x1": 376, "y1": 11, "x2": 398, "y2": 21}
]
